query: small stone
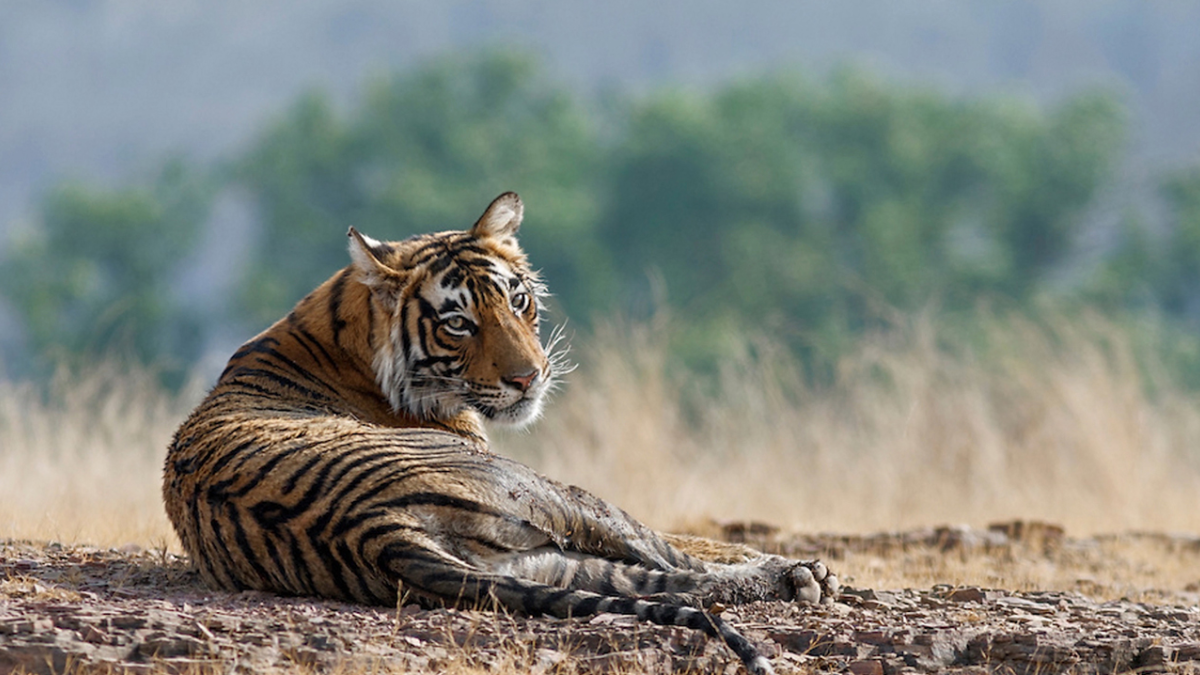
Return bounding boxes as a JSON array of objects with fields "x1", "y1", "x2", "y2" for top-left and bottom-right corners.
[
  {"x1": 848, "y1": 659, "x2": 884, "y2": 675},
  {"x1": 853, "y1": 630, "x2": 893, "y2": 646},
  {"x1": 941, "y1": 587, "x2": 1003, "y2": 603},
  {"x1": 1176, "y1": 643, "x2": 1200, "y2": 662},
  {"x1": 81, "y1": 625, "x2": 109, "y2": 643},
  {"x1": 138, "y1": 635, "x2": 205, "y2": 658}
]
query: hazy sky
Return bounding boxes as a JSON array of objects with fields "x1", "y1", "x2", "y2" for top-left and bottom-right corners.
[{"x1": 2, "y1": 0, "x2": 1200, "y2": 236}]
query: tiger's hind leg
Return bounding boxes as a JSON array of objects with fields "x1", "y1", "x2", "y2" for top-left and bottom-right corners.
[
  {"x1": 484, "y1": 545, "x2": 838, "y2": 607},
  {"x1": 375, "y1": 541, "x2": 779, "y2": 675},
  {"x1": 533, "y1": 482, "x2": 839, "y2": 604}
]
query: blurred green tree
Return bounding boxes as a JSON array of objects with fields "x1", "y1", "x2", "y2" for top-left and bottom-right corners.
[
  {"x1": 236, "y1": 51, "x2": 605, "y2": 328},
  {"x1": 0, "y1": 52, "x2": 1141, "y2": 385},
  {"x1": 1155, "y1": 169, "x2": 1200, "y2": 320},
  {"x1": 598, "y1": 69, "x2": 1125, "y2": 367},
  {"x1": 0, "y1": 161, "x2": 212, "y2": 370},
  {"x1": 1101, "y1": 167, "x2": 1200, "y2": 320}
]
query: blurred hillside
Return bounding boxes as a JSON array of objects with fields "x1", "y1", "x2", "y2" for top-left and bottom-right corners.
[
  {"x1": 3, "y1": 0, "x2": 1200, "y2": 232},
  {"x1": 2, "y1": 1, "x2": 1200, "y2": 386}
]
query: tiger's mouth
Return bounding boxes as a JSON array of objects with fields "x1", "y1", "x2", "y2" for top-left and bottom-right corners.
[
  {"x1": 492, "y1": 396, "x2": 543, "y2": 425},
  {"x1": 400, "y1": 362, "x2": 554, "y2": 428},
  {"x1": 468, "y1": 385, "x2": 547, "y2": 427}
]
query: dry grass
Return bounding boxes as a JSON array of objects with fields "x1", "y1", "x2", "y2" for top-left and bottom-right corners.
[
  {"x1": 498, "y1": 312, "x2": 1200, "y2": 537},
  {"x1": 2, "y1": 312, "x2": 1199, "y2": 556},
  {"x1": 824, "y1": 534, "x2": 1200, "y2": 601},
  {"x1": 0, "y1": 362, "x2": 199, "y2": 548}
]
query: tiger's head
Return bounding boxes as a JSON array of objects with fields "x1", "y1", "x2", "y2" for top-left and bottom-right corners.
[{"x1": 346, "y1": 193, "x2": 562, "y2": 428}]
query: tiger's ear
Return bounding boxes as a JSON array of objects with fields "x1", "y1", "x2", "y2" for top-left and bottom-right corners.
[
  {"x1": 348, "y1": 227, "x2": 403, "y2": 290},
  {"x1": 470, "y1": 192, "x2": 523, "y2": 241}
]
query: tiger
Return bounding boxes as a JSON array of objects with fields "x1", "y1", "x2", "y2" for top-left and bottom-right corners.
[{"x1": 162, "y1": 192, "x2": 838, "y2": 675}]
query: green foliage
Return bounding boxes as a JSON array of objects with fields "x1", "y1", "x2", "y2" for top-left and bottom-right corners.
[
  {"x1": 236, "y1": 51, "x2": 604, "y2": 327},
  {"x1": 0, "y1": 161, "x2": 212, "y2": 370},
  {"x1": 9, "y1": 49, "x2": 1200, "y2": 389},
  {"x1": 1155, "y1": 169, "x2": 1200, "y2": 318},
  {"x1": 1095, "y1": 167, "x2": 1200, "y2": 321},
  {"x1": 599, "y1": 69, "x2": 1127, "y2": 367}
]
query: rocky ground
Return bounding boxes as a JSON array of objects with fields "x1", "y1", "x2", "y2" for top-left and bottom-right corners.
[{"x1": 2, "y1": 523, "x2": 1199, "y2": 675}]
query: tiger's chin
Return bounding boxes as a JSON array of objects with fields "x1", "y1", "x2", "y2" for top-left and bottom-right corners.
[
  {"x1": 479, "y1": 395, "x2": 546, "y2": 429},
  {"x1": 399, "y1": 377, "x2": 550, "y2": 430}
]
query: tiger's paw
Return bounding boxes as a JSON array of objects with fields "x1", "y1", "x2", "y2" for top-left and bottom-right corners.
[{"x1": 787, "y1": 560, "x2": 839, "y2": 605}]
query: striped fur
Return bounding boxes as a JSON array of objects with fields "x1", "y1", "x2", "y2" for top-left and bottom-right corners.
[{"x1": 163, "y1": 193, "x2": 837, "y2": 675}]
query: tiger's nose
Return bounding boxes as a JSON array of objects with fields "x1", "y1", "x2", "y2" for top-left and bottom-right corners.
[{"x1": 503, "y1": 369, "x2": 539, "y2": 392}]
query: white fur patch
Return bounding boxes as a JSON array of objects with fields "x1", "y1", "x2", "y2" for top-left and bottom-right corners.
[
  {"x1": 348, "y1": 228, "x2": 392, "y2": 287},
  {"x1": 473, "y1": 193, "x2": 524, "y2": 239}
]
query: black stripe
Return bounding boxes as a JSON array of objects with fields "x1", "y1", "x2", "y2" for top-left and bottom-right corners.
[
  {"x1": 225, "y1": 366, "x2": 334, "y2": 402},
  {"x1": 598, "y1": 562, "x2": 619, "y2": 596},
  {"x1": 375, "y1": 492, "x2": 502, "y2": 517},
  {"x1": 228, "y1": 336, "x2": 281, "y2": 363},
  {"x1": 258, "y1": 527, "x2": 289, "y2": 590},
  {"x1": 440, "y1": 266, "x2": 465, "y2": 289},
  {"x1": 365, "y1": 296, "x2": 376, "y2": 352},
  {"x1": 286, "y1": 535, "x2": 316, "y2": 594},
  {"x1": 649, "y1": 569, "x2": 669, "y2": 595},
  {"x1": 249, "y1": 500, "x2": 290, "y2": 528},
  {"x1": 264, "y1": 444, "x2": 357, "y2": 520},
  {"x1": 249, "y1": 343, "x2": 342, "y2": 395},
  {"x1": 305, "y1": 536, "x2": 355, "y2": 601},
  {"x1": 226, "y1": 503, "x2": 276, "y2": 587},
  {"x1": 571, "y1": 595, "x2": 602, "y2": 617},
  {"x1": 286, "y1": 317, "x2": 341, "y2": 374},
  {"x1": 425, "y1": 252, "x2": 454, "y2": 276},
  {"x1": 320, "y1": 442, "x2": 408, "y2": 499},
  {"x1": 201, "y1": 508, "x2": 244, "y2": 590},
  {"x1": 355, "y1": 521, "x2": 419, "y2": 552},
  {"x1": 398, "y1": 301, "x2": 413, "y2": 363},
  {"x1": 327, "y1": 483, "x2": 402, "y2": 539},
  {"x1": 461, "y1": 534, "x2": 517, "y2": 554},
  {"x1": 221, "y1": 442, "x2": 308, "y2": 499},
  {"x1": 204, "y1": 439, "x2": 258, "y2": 482},
  {"x1": 376, "y1": 542, "x2": 447, "y2": 576},
  {"x1": 188, "y1": 489, "x2": 217, "y2": 582},
  {"x1": 212, "y1": 381, "x2": 278, "y2": 400},
  {"x1": 334, "y1": 539, "x2": 375, "y2": 603},
  {"x1": 309, "y1": 449, "x2": 410, "y2": 539},
  {"x1": 531, "y1": 587, "x2": 574, "y2": 616},
  {"x1": 282, "y1": 453, "x2": 326, "y2": 494},
  {"x1": 328, "y1": 269, "x2": 350, "y2": 346}
]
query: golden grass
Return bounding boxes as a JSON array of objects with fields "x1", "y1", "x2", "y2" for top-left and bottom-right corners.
[
  {"x1": 823, "y1": 534, "x2": 1200, "y2": 601},
  {"x1": 499, "y1": 312, "x2": 1200, "y2": 537},
  {"x1": 0, "y1": 362, "x2": 199, "y2": 548},
  {"x1": 2, "y1": 312, "x2": 1199, "y2": 554}
]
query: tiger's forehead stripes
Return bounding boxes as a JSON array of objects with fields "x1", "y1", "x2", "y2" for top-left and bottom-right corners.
[
  {"x1": 437, "y1": 297, "x2": 464, "y2": 314},
  {"x1": 421, "y1": 258, "x2": 523, "y2": 319},
  {"x1": 395, "y1": 233, "x2": 529, "y2": 301},
  {"x1": 403, "y1": 233, "x2": 502, "y2": 272}
]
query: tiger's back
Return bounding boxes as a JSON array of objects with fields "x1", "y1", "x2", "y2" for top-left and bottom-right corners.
[
  {"x1": 163, "y1": 193, "x2": 837, "y2": 675},
  {"x1": 168, "y1": 406, "x2": 684, "y2": 606}
]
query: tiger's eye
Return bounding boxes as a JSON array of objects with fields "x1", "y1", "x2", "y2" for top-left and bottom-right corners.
[
  {"x1": 443, "y1": 316, "x2": 474, "y2": 335},
  {"x1": 511, "y1": 292, "x2": 530, "y2": 313}
]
